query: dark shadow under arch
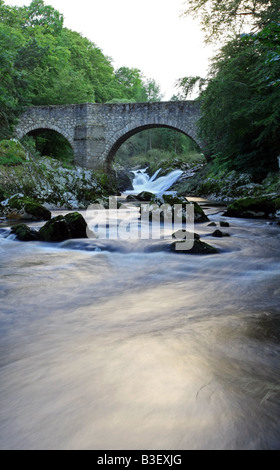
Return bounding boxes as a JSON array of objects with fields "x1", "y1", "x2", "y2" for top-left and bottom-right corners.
[{"x1": 24, "y1": 128, "x2": 74, "y2": 163}]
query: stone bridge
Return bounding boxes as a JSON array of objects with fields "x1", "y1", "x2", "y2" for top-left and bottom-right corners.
[{"x1": 15, "y1": 101, "x2": 207, "y2": 169}]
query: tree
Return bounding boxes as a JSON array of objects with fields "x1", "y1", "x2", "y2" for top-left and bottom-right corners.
[
  {"x1": 175, "y1": 76, "x2": 207, "y2": 99},
  {"x1": 196, "y1": 25, "x2": 280, "y2": 177},
  {"x1": 114, "y1": 67, "x2": 147, "y2": 102},
  {"x1": 143, "y1": 78, "x2": 163, "y2": 102},
  {"x1": 179, "y1": 0, "x2": 280, "y2": 178},
  {"x1": 183, "y1": 0, "x2": 280, "y2": 42},
  {"x1": 20, "y1": 0, "x2": 64, "y2": 35}
]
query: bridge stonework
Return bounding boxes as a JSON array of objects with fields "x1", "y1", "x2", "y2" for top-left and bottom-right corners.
[{"x1": 15, "y1": 101, "x2": 205, "y2": 169}]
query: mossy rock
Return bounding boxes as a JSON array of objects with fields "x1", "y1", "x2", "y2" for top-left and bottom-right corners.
[
  {"x1": 224, "y1": 196, "x2": 279, "y2": 218},
  {"x1": 39, "y1": 216, "x2": 71, "y2": 242},
  {"x1": 162, "y1": 197, "x2": 209, "y2": 223},
  {"x1": 11, "y1": 224, "x2": 39, "y2": 241},
  {"x1": 141, "y1": 195, "x2": 208, "y2": 224},
  {"x1": 116, "y1": 170, "x2": 133, "y2": 192},
  {"x1": 93, "y1": 198, "x2": 110, "y2": 209},
  {"x1": 192, "y1": 202, "x2": 209, "y2": 223},
  {"x1": 39, "y1": 212, "x2": 88, "y2": 242},
  {"x1": 125, "y1": 195, "x2": 140, "y2": 203},
  {"x1": 170, "y1": 239, "x2": 218, "y2": 255},
  {"x1": 136, "y1": 191, "x2": 155, "y2": 202},
  {"x1": 64, "y1": 212, "x2": 88, "y2": 238},
  {"x1": 5, "y1": 196, "x2": 51, "y2": 221},
  {"x1": 162, "y1": 194, "x2": 188, "y2": 205}
]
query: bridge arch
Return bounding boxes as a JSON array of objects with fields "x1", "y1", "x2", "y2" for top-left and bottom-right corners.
[
  {"x1": 105, "y1": 123, "x2": 203, "y2": 169},
  {"x1": 16, "y1": 124, "x2": 74, "y2": 150}
]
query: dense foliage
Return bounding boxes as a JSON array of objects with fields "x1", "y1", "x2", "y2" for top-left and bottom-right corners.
[
  {"x1": 179, "y1": 0, "x2": 280, "y2": 179},
  {"x1": 0, "y1": 0, "x2": 159, "y2": 141}
]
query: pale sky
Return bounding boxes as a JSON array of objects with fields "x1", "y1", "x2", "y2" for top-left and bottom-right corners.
[{"x1": 6, "y1": 0, "x2": 213, "y2": 99}]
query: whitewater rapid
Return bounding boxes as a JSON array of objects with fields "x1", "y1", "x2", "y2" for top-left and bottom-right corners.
[{"x1": 125, "y1": 168, "x2": 183, "y2": 195}]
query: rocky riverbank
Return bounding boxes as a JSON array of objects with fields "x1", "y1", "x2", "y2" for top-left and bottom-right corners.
[
  {"x1": 172, "y1": 163, "x2": 280, "y2": 204},
  {"x1": 1, "y1": 140, "x2": 280, "y2": 224},
  {"x1": 0, "y1": 140, "x2": 119, "y2": 214}
]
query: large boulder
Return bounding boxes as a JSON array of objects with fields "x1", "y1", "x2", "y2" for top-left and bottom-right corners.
[
  {"x1": 39, "y1": 216, "x2": 71, "y2": 242},
  {"x1": 11, "y1": 212, "x2": 89, "y2": 243},
  {"x1": 162, "y1": 195, "x2": 209, "y2": 222},
  {"x1": 146, "y1": 195, "x2": 209, "y2": 223},
  {"x1": 64, "y1": 212, "x2": 88, "y2": 238},
  {"x1": 224, "y1": 195, "x2": 280, "y2": 219},
  {"x1": 2, "y1": 196, "x2": 51, "y2": 221},
  {"x1": 39, "y1": 212, "x2": 88, "y2": 242},
  {"x1": 116, "y1": 170, "x2": 134, "y2": 192}
]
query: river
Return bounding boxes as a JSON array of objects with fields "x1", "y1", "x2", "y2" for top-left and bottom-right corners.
[{"x1": 0, "y1": 201, "x2": 280, "y2": 450}]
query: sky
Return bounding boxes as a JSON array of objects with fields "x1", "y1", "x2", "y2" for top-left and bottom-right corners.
[{"x1": 6, "y1": 0, "x2": 214, "y2": 100}]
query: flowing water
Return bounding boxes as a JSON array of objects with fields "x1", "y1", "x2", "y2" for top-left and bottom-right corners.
[
  {"x1": 0, "y1": 200, "x2": 280, "y2": 450},
  {"x1": 125, "y1": 168, "x2": 183, "y2": 195}
]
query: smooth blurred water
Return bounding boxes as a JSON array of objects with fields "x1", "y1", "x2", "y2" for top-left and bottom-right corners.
[
  {"x1": 0, "y1": 206, "x2": 280, "y2": 450},
  {"x1": 125, "y1": 168, "x2": 183, "y2": 195}
]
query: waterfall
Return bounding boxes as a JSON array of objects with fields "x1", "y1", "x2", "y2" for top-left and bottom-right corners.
[{"x1": 125, "y1": 168, "x2": 183, "y2": 196}]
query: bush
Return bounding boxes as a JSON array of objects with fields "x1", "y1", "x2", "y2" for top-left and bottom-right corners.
[{"x1": 0, "y1": 140, "x2": 27, "y2": 166}]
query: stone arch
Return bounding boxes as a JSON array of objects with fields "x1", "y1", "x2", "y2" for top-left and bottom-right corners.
[
  {"x1": 104, "y1": 122, "x2": 204, "y2": 169},
  {"x1": 15, "y1": 124, "x2": 74, "y2": 150}
]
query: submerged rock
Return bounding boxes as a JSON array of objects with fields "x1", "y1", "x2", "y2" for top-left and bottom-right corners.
[
  {"x1": 170, "y1": 239, "x2": 218, "y2": 255},
  {"x1": 212, "y1": 229, "x2": 230, "y2": 238},
  {"x1": 172, "y1": 229, "x2": 200, "y2": 240}
]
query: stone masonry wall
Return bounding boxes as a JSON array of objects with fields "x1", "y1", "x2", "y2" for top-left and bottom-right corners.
[{"x1": 15, "y1": 101, "x2": 204, "y2": 169}]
